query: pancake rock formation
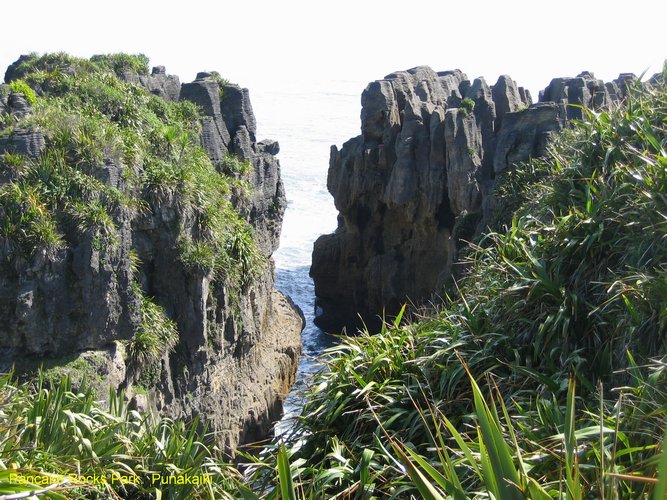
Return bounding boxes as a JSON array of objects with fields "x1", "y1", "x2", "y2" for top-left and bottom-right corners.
[{"x1": 311, "y1": 66, "x2": 635, "y2": 332}]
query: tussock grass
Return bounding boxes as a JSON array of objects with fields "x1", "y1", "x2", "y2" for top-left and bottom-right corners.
[{"x1": 0, "y1": 371, "x2": 242, "y2": 499}]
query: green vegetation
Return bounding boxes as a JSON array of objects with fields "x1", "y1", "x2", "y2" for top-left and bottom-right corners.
[
  {"x1": 220, "y1": 153, "x2": 251, "y2": 176},
  {"x1": 209, "y1": 71, "x2": 230, "y2": 88},
  {"x1": 90, "y1": 53, "x2": 150, "y2": 76},
  {"x1": 0, "y1": 371, "x2": 242, "y2": 499},
  {"x1": 9, "y1": 79, "x2": 37, "y2": 105},
  {"x1": 9, "y1": 53, "x2": 96, "y2": 81},
  {"x1": 210, "y1": 71, "x2": 231, "y2": 96},
  {"x1": 8, "y1": 52, "x2": 149, "y2": 82},
  {"x1": 10, "y1": 353, "x2": 109, "y2": 394},
  {"x1": 459, "y1": 96, "x2": 475, "y2": 115},
  {"x1": 128, "y1": 288, "x2": 179, "y2": 386}
]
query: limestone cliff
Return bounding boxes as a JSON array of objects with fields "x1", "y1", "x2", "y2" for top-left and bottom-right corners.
[
  {"x1": 0, "y1": 55, "x2": 302, "y2": 452},
  {"x1": 311, "y1": 66, "x2": 635, "y2": 332}
]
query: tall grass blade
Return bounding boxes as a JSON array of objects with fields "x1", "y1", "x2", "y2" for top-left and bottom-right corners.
[
  {"x1": 401, "y1": 443, "x2": 467, "y2": 500},
  {"x1": 388, "y1": 439, "x2": 445, "y2": 500},
  {"x1": 276, "y1": 443, "x2": 297, "y2": 500},
  {"x1": 653, "y1": 429, "x2": 667, "y2": 500},
  {"x1": 462, "y1": 356, "x2": 523, "y2": 500},
  {"x1": 564, "y1": 376, "x2": 583, "y2": 500}
]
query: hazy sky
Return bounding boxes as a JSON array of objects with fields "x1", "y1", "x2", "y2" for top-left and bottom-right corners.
[{"x1": 1, "y1": 0, "x2": 665, "y2": 98}]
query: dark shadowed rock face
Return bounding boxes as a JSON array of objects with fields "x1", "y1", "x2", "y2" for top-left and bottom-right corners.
[
  {"x1": 0, "y1": 61, "x2": 302, "y2": 453},
  {"x1": 493, "y1": 103, "x2": 561, "y2": 174},
  {"x1": 311, "y1": 67, "x2": 634, "y2": 332}
]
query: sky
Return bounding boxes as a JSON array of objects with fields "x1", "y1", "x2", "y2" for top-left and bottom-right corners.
[{"x1": 1, "y1": 0, "x2": 665, "y2": 99}]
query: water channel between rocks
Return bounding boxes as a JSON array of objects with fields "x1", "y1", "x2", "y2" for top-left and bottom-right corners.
[{"x1": 249, "y1": 79, "x2": 365, "y2": 434}]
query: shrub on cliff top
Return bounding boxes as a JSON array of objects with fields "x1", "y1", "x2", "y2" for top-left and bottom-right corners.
[
  {"x1": 6, "y1": 52, "x2": 149, "y2": 82},
  {"x1": 5, "y1": 52, "x2": 94, "y2": 84},
  {"x1": 90, "y1": 53, "x2": 150, "y2": 76},
  {"x1": 210, "y1": 71, "x2": 232, "y2": 97},
  {"x1": 0, "y1": 53, "x2": 262, "y2": 293},
  {"x1": 460, "y1": 96, "x2": 475, "y2": 113}
]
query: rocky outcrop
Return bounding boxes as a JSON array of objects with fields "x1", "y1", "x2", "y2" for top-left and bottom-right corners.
[
  {"x1": 493, "y1": 103, "x2": 561, "y2": 174},
  {"x1": 136, "y1": 71, "x2": 299, "y2": 448},
  {"x1": 0, "y1": 59, "x2": 302, "y2": 453},
  {"x1": 122, "y1": 65, "x2": 182, "y2": 102},
  {"x1": 311, "y1": 66, "x2": 634, "y2": 332},
  {"x1": 0, "y1": 93, "x2": 46, "y2": 158}
]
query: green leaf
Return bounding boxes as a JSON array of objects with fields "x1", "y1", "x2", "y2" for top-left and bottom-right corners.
[
  {"x1": 465, "y1": 364, "x2": 523, "y2": 499},
  {"x1": 389, "y1": 440, "x2": 445, "y2": 500},
  {"x1": 653, "y1": 429, "x2": 667, "y2": 500},
  {"x1": 277, "y1": 443, "x2": 297, "y2": 500},
  {"x1": 402, "y1": 443, "x2": 467, "y2": 500},
  {"x1": 564, "y1": 376, "x2": 583, "y2": 500}
]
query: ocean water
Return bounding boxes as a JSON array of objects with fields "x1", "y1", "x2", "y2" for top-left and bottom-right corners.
[{"x1": 249, "y1": 79, "x2": 366, "y2": 432}]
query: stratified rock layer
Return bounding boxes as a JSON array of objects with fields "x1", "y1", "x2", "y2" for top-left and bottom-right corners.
[
  {"x1": 311, "y1": 67, "x2": 634, "y2": 332},
  {"x1": 143, "y1": 72, "x2": 300, "y2": 448},
  {"x1": 0, "y1": 61, "x2": 302, "y2": 452}
]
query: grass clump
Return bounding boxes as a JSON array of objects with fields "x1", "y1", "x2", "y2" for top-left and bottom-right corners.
[
  {"x1": 68, "y1": 200, "x2": 119, "y2": 248},
  {"x1": 220, "y1": 153, "x2": 251, "y2": 176},
  {"x1": 127, "y1": 289, "x2": 179, "y2": 387},
  {"x1": 245, "y1": 76, "x2": 667, "y2": 497},
  {"x1": 460, "y1": 96, "x2": 475, "y2": 113},
  {"x1": 90, "y1": 53, "x2": 150, "y2": 76},
  {"x1": 209, "y1": 71, "x2": 232, "y2": 96},
  {"x1": 9, "y1": 79, "x2": 37, "y2": 105},
  {"x1": 0, "y1": 371, "x2": 243, "y2": 499}
]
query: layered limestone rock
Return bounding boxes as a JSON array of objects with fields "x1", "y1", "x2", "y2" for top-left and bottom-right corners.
[
  {"x1": 311, "y1": 66, "x2": 634, "y2": 332},
  {"x1": 139, "y1": 71, "x2": 300, "y2": 448},
  {"x1": 0, "y1": 94, "x2": 45, "y2": 157},
  {"x1": 0, "y1": 59, "x2": 302, "y2": 452}
]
